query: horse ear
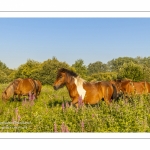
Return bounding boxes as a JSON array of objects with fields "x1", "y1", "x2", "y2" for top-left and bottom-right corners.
[{"x1": 58, "y1": 68, "x2": 66, "y2": 73}]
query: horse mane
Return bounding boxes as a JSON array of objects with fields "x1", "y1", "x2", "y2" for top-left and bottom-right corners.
[
  {"x1": 57, "y1": 68, "x2": 78, "y2": 77},
  {"x1": 75, "y1": 76, "x2": 86, "y2": 85},
  {"x1": 4, "y1": 82, "x2": 14, "y2": 92}
]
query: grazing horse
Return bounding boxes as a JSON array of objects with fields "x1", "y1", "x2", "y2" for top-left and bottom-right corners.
[
  {"x1": 113, "y1": 79, "x2": 150, "y2": 95},
  {"x1": 2, "y1": 78, "x2": 23, "y2": 101},
  {"x1": 53, "y1": 68, "x2": 117, "y2": 106},
  {"x1": 34, "y1": 80, "x2": 42, "y2": 96},
  {"x1": 15, "y1": 78, "x2": 37, "y2": 100},
  {"x1": 2, "y1": 78, "x2": 37, "y2": 101}
]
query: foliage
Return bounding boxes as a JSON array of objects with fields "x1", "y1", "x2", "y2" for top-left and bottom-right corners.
[
  {"x1": 117, "y1": 61, "x2": 144, "y2": 81},
  {"x1": 39, "y1": 57, "x2": 70, "y2": 85},
  {"x1": 0, "y1": 70, "x2": 8, "y2": 83},
  {"x1": 0, "y1": 84, "x2": 150, "y2": 132},
  {"x1": 71, "y1": 59, "x2": 87, "y2": 78},
  {"x1": 107, "y1": 57, "x2": 137, "y2": 72},
  {"x1": 87, "y1": 61, "x2": 108, "y2": 75},
  {"x1": 0, "y1": 61, "x2": 12, "y2": 83},
  {"x1": 14, "y1": 59, "x2": 41, "y2": 79},
  {"x1": 1, "y1": 56, "x2": 150, "y2": 84},
  {"x1": 87, "y1": 72, "x2": 117, "y2": 82}
]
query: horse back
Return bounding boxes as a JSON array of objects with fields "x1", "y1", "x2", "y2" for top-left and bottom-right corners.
[
  {"x1": 16, "y1": 78, "x2": 37, "y2": 95},
  {"x1": 98, "y1": 81, "x2": 116, "y2": 100},
  {"x1": 13, "y1": 78, "x2": 23, "y2": 91}
]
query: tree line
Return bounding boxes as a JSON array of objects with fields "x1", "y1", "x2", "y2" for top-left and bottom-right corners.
[{"x1": 1, "y1": 56, "x2": 150, "y2": 85}]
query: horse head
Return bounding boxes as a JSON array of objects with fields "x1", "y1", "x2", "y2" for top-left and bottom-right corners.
[
  {"x1": 53, "y1": 68, "x2": 78, "y2": 90},
  {"x1": 2, "y1": 91, "x2": 8, "y2": 101},
  {"x1": 53, "y1": 68, "x2": 68, "y2": 90}
]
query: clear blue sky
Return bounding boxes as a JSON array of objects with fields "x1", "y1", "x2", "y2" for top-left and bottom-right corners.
[{"x1": 0, "y1": 18, "x2": 150, "y2": 69}]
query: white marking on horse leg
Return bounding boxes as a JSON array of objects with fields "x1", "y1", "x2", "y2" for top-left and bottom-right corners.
[{"x1": 74, "y1": 77, "x2": 86, "y2": 100}]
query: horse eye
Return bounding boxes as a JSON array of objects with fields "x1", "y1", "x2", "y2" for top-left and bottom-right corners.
[{"x1": 59, "y1": 75, "x2": 62, "y2": 79}]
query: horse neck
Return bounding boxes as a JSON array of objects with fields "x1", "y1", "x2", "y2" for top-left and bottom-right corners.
[{"x1": 65, "y1": 76, "x2": 75, "y2": 90}]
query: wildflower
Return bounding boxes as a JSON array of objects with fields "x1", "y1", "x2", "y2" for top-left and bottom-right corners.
[
  {"x1": 32, "y1": 94, "x2": 36, "y2": 100},
  {"x1": 17, "y1": 115, "x2": 21, "y2": 122},
  {"x1": 65, "y1": 102, "x2": 70, "y2": 108},
  {"x1": 13, "y1": 108, "x2": 21, "y2": 126},
  {"x1": 62, "y1": 102, "x2": 65, "y2": 112},
  {"x1": 78, "y1": 95, "x2": 83, "y2": 108},
  {"x1": 22, "y1": 97, "x2": 27, "y2": 106},
  {"x1": 61, "y1": 122, "x2": 66, "y2": 132},
  {"x1": 65, "y1": 126, "x2": 69, "y2": 132},
  {"x1": 92, "y1": 114, "x2": 95, "y2": 118},
  {"x1": 15, "y1": 108, "x2": 18, "y2": 118},
  {"x1": 54, "y1": 122, "x2": 57, "y2": 132},
  {"x1": 81, "y1": 120, "x2": 84, "y2": 132},
  {"x1": 28, "y1": 92, "x2": 32, "y2": 100},
  {"x1": 61, "y1": 122, "x2": 69, "y2": 132}
]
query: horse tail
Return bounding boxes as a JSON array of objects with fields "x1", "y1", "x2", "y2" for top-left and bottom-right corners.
[
  {"x1": 31, "y1": 79, "x2": 38, "y2": 98},
  {"x1": 111, "y1": 83, "x2": 117, "y2": 101}
]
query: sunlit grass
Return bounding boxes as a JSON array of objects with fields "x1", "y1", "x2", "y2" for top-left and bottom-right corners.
[{"x1": 0, "y1": 84, "x2": 150, "y2": 132}]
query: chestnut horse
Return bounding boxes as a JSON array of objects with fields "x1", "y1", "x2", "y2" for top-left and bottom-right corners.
[
  {"x1": 2, "y1": 78, "x2": 37, "y2": 101},
  {"x1": 113, "y1": 79, "x2": 150, "y2": 95},
  {"x1": 15, "y1": 78, "x2": 37, "y2": 100},
  {"x1": 53, "y1": 68, "x2": 117, "y2": 106}
]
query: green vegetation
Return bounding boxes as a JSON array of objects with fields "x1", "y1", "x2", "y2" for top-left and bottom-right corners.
[
  {"x1": 1, "y1": 56, "x2": 150, "y2": 84},
  {"x1": 0, "y1": 84, "x2": 150, "y2": 132},
  {"x1": 1, "y1": 56, "x2": 150, "y2": 132}
]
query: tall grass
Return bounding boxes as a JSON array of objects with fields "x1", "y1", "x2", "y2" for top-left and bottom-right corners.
[{"x1": 0, "y1": 84, "x2": 150, "y2": 132}]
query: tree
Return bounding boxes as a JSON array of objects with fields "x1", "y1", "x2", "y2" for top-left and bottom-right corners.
[
  {"x1": 39, "y1": 57, "x2": 70, "y2": 85},
  {"x1": 0, "y1": 60, "x2": 13, "y2": 83},
  {"x1": 71, "y1": 59, "x2": 87, "y2": 78},
  {"x1": 117, "y1": 61, "x2": 144, "y2": 81},
  {"x1": 0, "y1": 70, "x2": 8, "y2": 83},
  {"x1": 87, "y1": 61, "x2": 108, "y2": 75},
  {"x1": 107, "y1": 57, "x2": 137, "y2": 72},
  {"x1": 15, "y1": 59, "x2": 41, "y2": 79},
  {"x1": 87, "y1": 72, "x2": 117, "y2": 82}
]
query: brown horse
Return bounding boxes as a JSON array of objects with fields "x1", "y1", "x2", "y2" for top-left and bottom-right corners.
[
  {"x1": 53, "y1": 68, "x2": 117, "y2": 106},
  {"x1": 2, "y1": 78, "x2": 23, "y2": 101},
  {"x1": 15, "y1": 78, "x2": 37, "y2": 100},
  {"x1": 34, "y1": 80, "x2": 42, "y2": 96},
  {"x1": 2, "y1": 78, "x2": 37, "y2": 101},
  {"x1": 113, "y1": 79, "x2": 150, "y2": 95}
]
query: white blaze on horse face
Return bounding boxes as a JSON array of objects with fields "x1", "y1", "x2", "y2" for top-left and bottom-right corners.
[{"x1": 74, "y1": 77, "x2": 86, "y2": 100}]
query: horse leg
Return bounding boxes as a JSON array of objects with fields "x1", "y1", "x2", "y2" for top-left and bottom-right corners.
[
  {"x1": 103, "y1": 94, "x2": 110, "y2": 104},
  {"x1": 18, "y1": 94, "x2": 21, "y2": 101},
  {"x1": 13, "y1": 94, "x2": 16, "y2": 101},
  {"x1": 71, "y1": 97, "x2": 81, "y2": 108}
]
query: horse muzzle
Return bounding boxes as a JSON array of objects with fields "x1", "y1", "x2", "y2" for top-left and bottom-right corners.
[{"x1": 53, "y1": 85, "x2": 59, "y2": 90}]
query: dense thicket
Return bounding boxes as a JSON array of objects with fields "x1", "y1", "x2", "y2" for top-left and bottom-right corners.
[{"x1": 1, "y1": 56, "x2": 150, "y2": 84}]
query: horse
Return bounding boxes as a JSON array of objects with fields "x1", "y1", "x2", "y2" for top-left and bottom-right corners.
[
  {"x1": 2, "y1": 78, "x2": 23, "y2": 101},
  {"x1": 113, "y1": 79, "x2": 150, "y2": 95},
  {"x1": 15, "y1": 78, "x2": 38, "y2": 100},
  {"x1": 53, "y1": 68, "x2": 117, "y2": 106},
  {"x1": 2, "y1": 78, "x2": 37, "y2": 101},
  {"x1": 34, "y1": 80, "x2": 42, "y2": 96}
]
